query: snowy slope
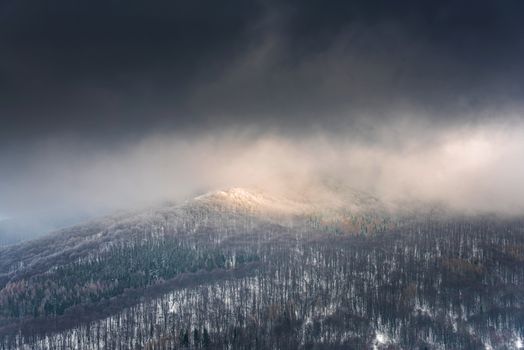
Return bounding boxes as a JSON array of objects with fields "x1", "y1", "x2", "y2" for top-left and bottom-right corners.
[{"x1": 0, "y1": 186, "x2": 391, "y2": 287}]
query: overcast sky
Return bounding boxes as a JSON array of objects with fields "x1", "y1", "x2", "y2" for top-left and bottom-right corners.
[{"x1": 1, "y1": 0, "x2": 524, "y2": 225}]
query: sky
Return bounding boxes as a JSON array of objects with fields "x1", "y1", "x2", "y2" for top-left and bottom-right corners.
[{"x1": 1, "y1": 0, "x2": 524, "y2": 228}]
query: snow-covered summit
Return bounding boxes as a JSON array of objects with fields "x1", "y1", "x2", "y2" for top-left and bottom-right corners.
[
  {"x1": 190, "y1": 185, "x2": 391, "y2": 219},
  {"x1": 193, "y1": 187, "x2": 312, "y2": 216}
]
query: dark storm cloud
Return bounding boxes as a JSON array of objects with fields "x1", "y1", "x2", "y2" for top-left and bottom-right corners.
[
  {"x1": 0, "y1": 0, "x2": 264, "y2": 141},
  {"x1": 1, "y1": 0, "x2": 524, "y2": 143},
  {"x1": 191, "y1": 0, "x2": 524, "y2": 130}
]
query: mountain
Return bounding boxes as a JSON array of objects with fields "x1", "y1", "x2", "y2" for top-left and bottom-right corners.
[
  {"x1": 1, "y1": 187, "x2": 524, "y2": 349},
  {"x1": 0, "y1": 219, "x2": 52, "y2": 247},
  {"x1": 0, "y1": 186, "x2": 392, "y2": 284}
]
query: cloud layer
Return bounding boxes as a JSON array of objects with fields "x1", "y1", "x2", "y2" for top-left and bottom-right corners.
[
  {"x1": 2, "y1": 118, "x2": 524, "y2": 224},
  {"x1": 1, "y1": 0, "x2": 524, "y2": 143}
]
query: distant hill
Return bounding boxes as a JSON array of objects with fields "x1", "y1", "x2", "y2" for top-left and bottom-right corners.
[{"x1": 0, "y1": 219, "x2": 51, "y2": 246}]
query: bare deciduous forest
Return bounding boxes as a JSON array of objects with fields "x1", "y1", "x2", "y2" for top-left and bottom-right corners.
[{"x1": 1, "y1": 191, "x2": 523, "y2": 349}]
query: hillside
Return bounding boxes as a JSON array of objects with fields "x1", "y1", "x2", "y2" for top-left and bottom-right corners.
[{"x1": 0, "y1": 188, "x2": 523, "y2": 349}]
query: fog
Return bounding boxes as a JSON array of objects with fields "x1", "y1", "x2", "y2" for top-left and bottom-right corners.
[{"x1": 2, "y1": 116, "x2": 524, "y2": 235}]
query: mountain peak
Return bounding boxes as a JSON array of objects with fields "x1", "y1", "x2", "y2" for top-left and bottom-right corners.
[
  {"x1": 193, "y1": 187, "x2": 311, "y2": 215},
  {"x1": 190, "y1": 185, "x2": 392, "y2": 220}
]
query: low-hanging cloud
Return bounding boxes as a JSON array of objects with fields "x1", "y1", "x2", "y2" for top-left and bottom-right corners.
[{"x1": 2, "y1": 117, "x2": 524, "y2": 228}]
